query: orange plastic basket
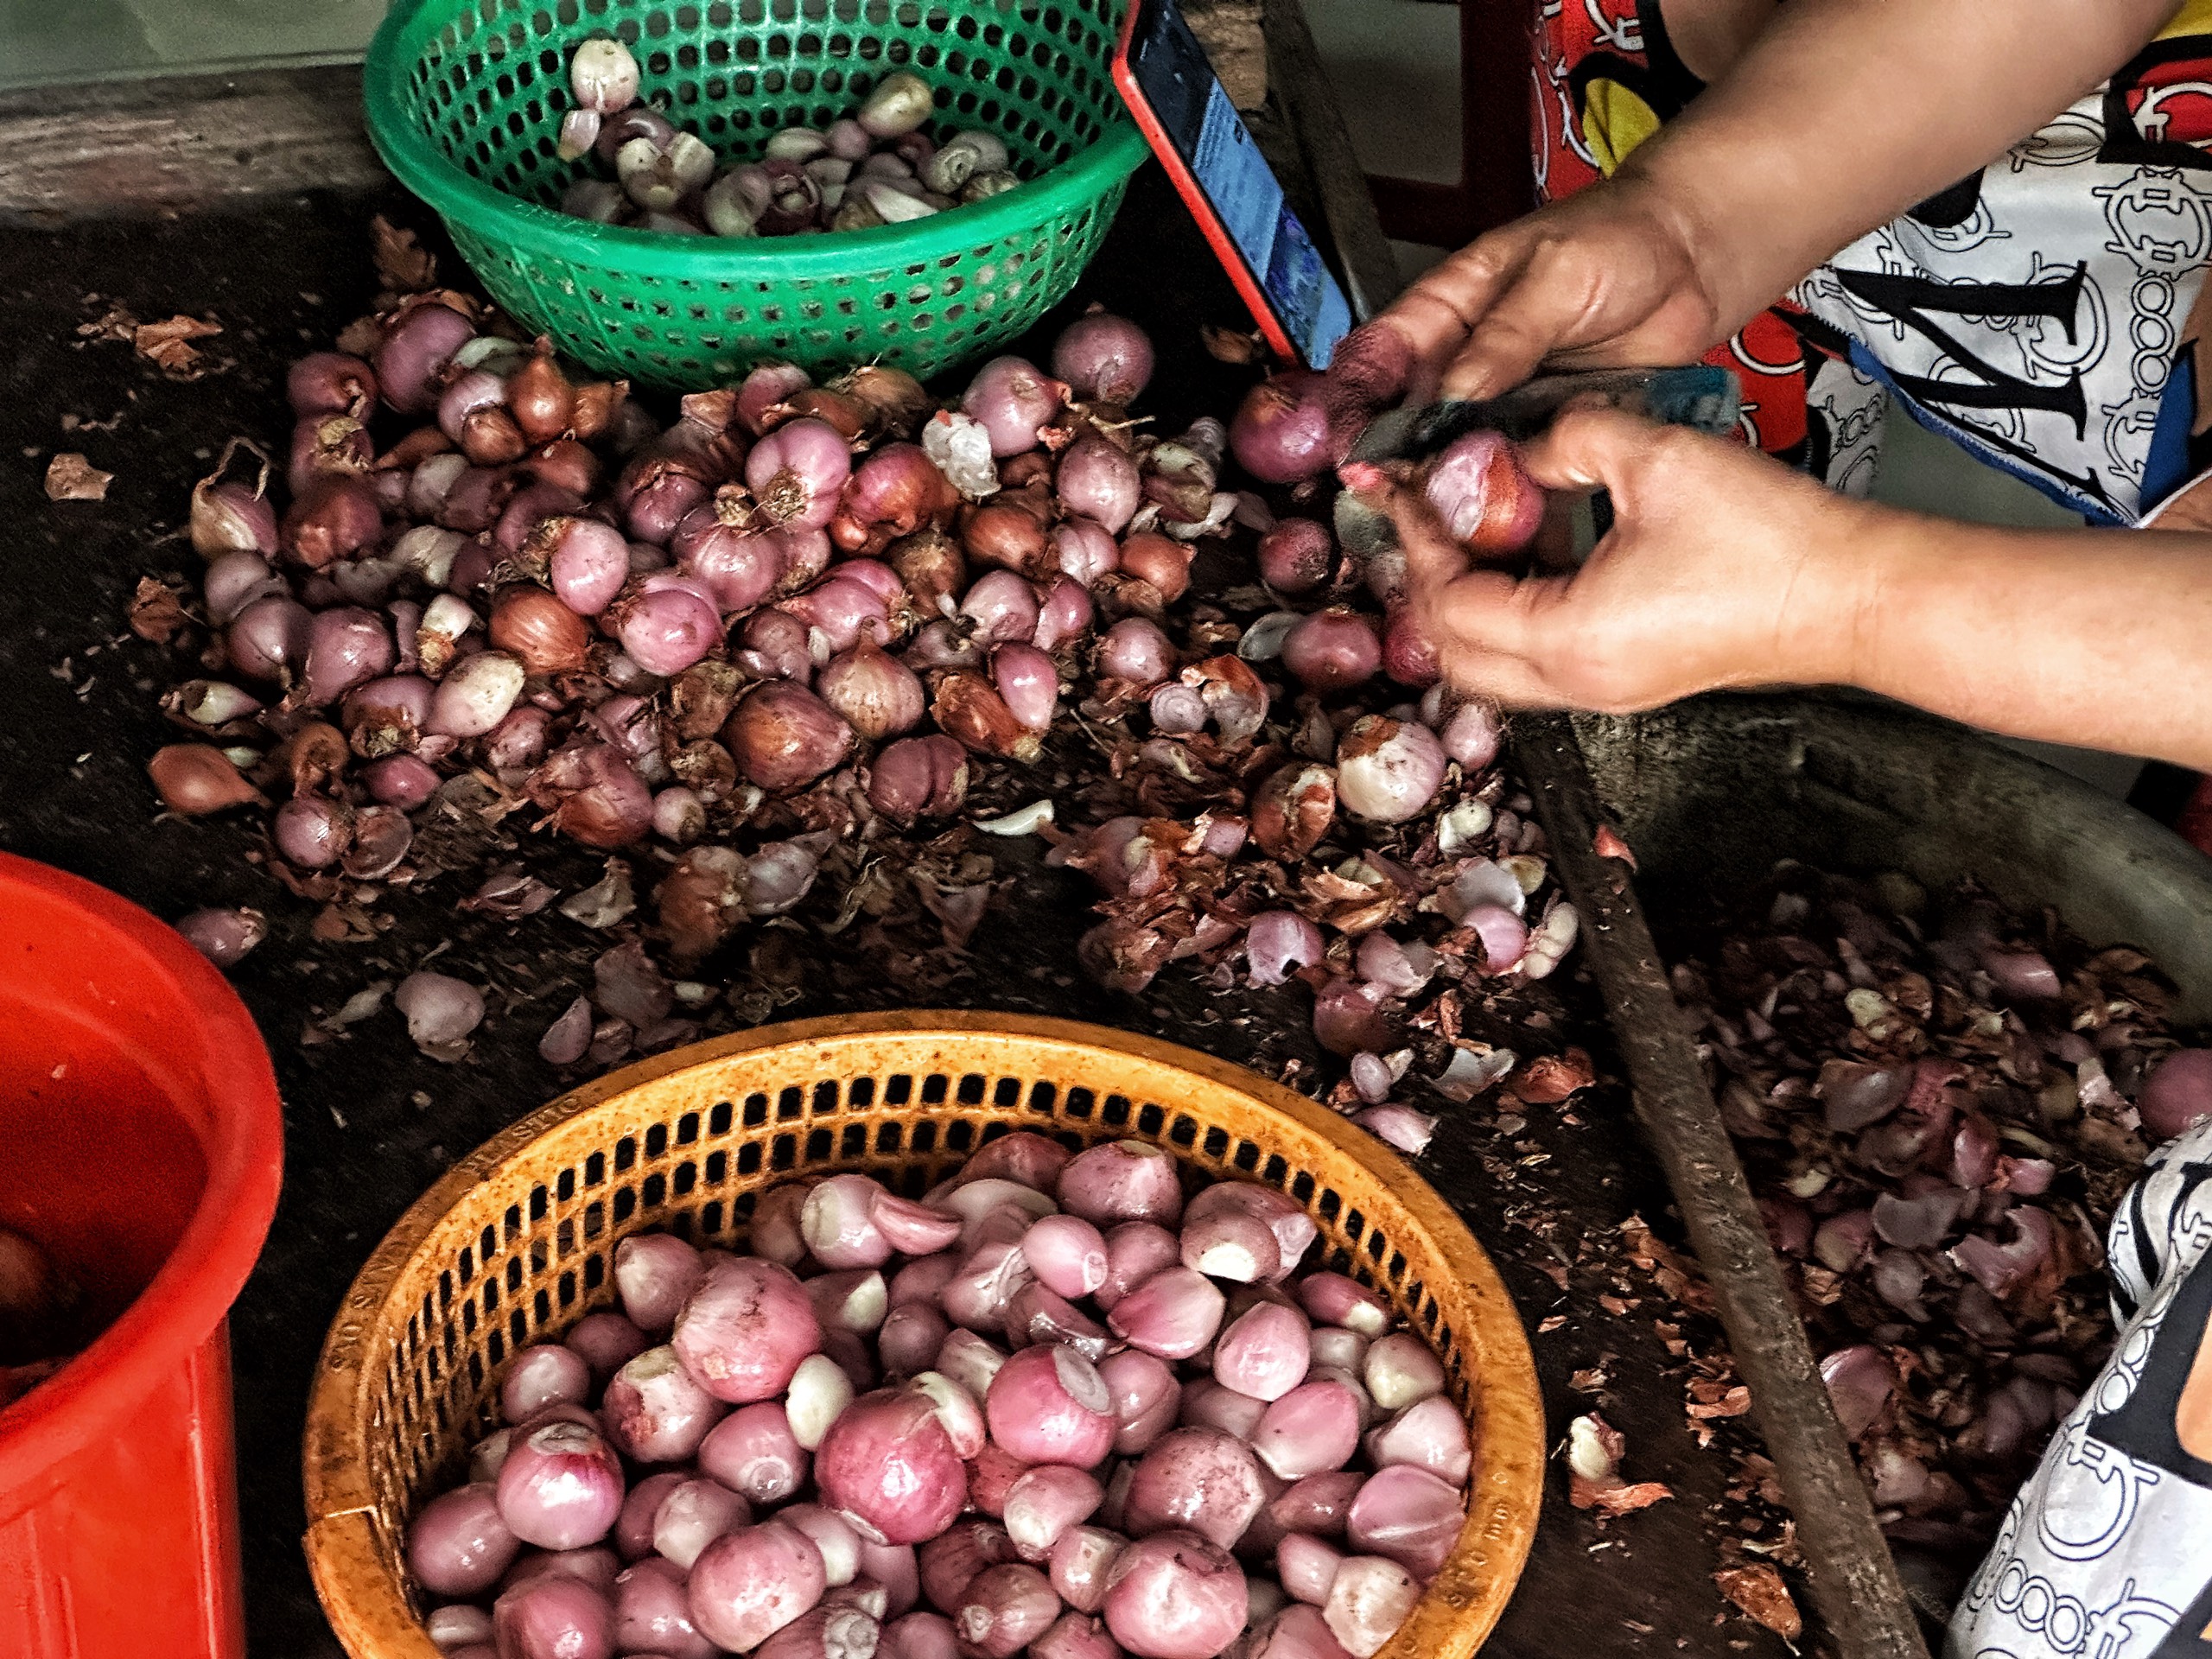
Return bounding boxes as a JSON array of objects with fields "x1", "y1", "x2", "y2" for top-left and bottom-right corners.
[
  {"x1": 303, "y1": 1012, "x2": 1541, "y2": 1658},
  {"x1": 0, "y1": 851, "x2": 283, "y2": 1659}
]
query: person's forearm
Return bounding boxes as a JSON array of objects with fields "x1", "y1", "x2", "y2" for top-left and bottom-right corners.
[
  {"x1": 1842, "y1": 517, "x2": 2212, "y2": 771},
  {"x1": 1624, "y1": 0, "x2": 2179, "y2": 338}
]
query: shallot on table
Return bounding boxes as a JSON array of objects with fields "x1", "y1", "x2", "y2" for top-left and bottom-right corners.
[
  {"x1": 140, "y1": 255, "x2": 1601, "y2": 1252},
  {"x1": 400, "y1": 1152, "x2": 1472, "y2": 1659}
]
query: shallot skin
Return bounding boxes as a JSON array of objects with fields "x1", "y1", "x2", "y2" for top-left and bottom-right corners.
[
  {"x1": 493, "y1": 1573, "x2": 616, "y2": 1659},
  {"x1": 986, "y1": 1344, "x2": 1117, "y2": 1468},
  {"x1": 1421, "y1": 431, "x2": 1543, "y2": 555},
  {"x1": 1123, "y1": 1428, "x2": 1268, "y2": 1548},
  {"x1": 603, "y1": 1344, "x2": 724, "y2": 1463},
  {"x1": 955, "y1": 1560, "x2": 1063, "y2": 1658},
  {"x1": 690, "y1": 1519, "x2": 832, "y2": 1653},
  {"x1": 408, "y1": 1482, "x2": 521, "y2": 1597},
  {"x1": 503, "y1": 1344, "x2": 592, "y2": 1422},
  {"x1": 617, "y1": 1557, "x2": 717, "y2": 1659},
  {"x1": 1058, "y1": 1142, "x2": 1184, "y2": 1228},
  {"x1": 673, "y1": 1256, "x2": 824, "y2": 1402},
  {"x1": 495, "y1": 1418, "x2": 626, "y2": 1551},
  {"x1": 1052, "y1": 311, "x2": 1154, "y2": 405},
  {"x1": 1101, "y1": 1529, "x2": 1248, "y2": 1659},
  {"x1": 701, "y1": 1401, "x2": 812, "y2": 1504},
  {"x1": 816, "y1": 1384, "x2": 971, "y2": 1544},
  {"x1": 1345, "y1": 1465, "x2": 1462, "y2": 1580},
  {"x1": 616, "y1": 1231, "x2": 705, "y2": 1335}
]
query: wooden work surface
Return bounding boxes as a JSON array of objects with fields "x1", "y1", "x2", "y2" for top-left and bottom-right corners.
[{"x1": 0, "y1": 68, "x2": 1808, "y2": 1659}]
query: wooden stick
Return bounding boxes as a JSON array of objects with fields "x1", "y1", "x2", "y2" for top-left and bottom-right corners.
[
  {"x1": 1258, "y1": 0, "x2": 1403, "y2": 325},
  {"x1": 1514, "y1": 711, "x2": 1933, "y2": 1659}
]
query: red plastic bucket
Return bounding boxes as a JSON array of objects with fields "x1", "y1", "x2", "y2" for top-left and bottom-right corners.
[{"x1": 0, "y1": 852, "x2": 283, "y2": 1658}]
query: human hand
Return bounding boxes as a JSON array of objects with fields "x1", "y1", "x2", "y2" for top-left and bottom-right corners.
[
  {"x1": 1329, "y1": 175, "x2": 1725, "y2": 417},
  {"x1": 1385, "y1": 406, "x2": 1881, "y2": 712}
]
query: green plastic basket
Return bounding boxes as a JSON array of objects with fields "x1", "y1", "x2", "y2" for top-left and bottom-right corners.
[{"x1": 363, "y1": 0, "x2": 1150, "y2": 388}]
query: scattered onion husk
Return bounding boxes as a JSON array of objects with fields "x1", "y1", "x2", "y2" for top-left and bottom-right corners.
[{"x1": 137, "y1": 275, "x2": 1603, "y2": 1179}]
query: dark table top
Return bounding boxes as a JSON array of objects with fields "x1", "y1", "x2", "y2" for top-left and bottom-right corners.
[{"x1": 0, "y1": 168, "x2": 1800, "y2": 1657}]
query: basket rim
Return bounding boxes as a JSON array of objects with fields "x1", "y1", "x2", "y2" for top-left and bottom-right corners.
[
  {"x1": 363, "y1": 0, "x2": 1153, "y2": 283},
  {"x1": 302, "y1": 1011, "x2": 1542, "y2": 1659}
]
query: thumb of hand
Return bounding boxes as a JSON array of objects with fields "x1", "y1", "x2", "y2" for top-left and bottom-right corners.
[
  {"x1": 1374, "y1": 481, "x2": 1468, "y2": 603},
  {"x1": 1516, "y1": 404, "x2": 1669, "y2": 496}
]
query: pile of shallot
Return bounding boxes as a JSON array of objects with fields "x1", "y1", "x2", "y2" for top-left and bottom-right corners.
[
  {"x1": 1672, "y1": 867, "x2": 2212, "y2": 1583},
  {"x1": 0, "y1": 1224, "x2": 84, "y2": 1410},
  {"x1": 556, "y1": 38, "x2": 1018, "y2": 236},
  {"x1": 404, "y1": 1135, "x2": 1470, "y2": 1659},
  {"x1": 148, "y1": 265, "x2": 1577, "y2": 1152}
]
